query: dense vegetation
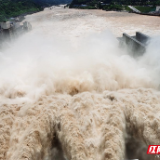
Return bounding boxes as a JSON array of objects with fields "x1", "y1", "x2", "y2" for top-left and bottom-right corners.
[
  {"x1": 0, "y1": 0, "x2": 72, "y2": 22},
  {"x1": 70, "y1": 0, "x2": 160, "y2": 6},
  {"x1": 0, "y1": 0, "x2": 42, "y2": 21},
  {"x1": 135, "y1": 6, "x2": 156, "y2": 13},
  {"x1": 32, "y1": 0, "x2": 72, "y2": 6},
  {"x1": 69, "y1": 0, "x2": 160, "y2": 11}
]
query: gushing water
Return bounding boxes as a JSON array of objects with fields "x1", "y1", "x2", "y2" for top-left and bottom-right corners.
[{"x1": 0, "y1": 7, "x2": 160, "y2": 160}]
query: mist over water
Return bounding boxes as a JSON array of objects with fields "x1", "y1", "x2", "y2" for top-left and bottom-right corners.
[
  {"x1": 1, "y1": 23, "x2": 160, "y2": 102},
  {"x1": 0, "y1": 7, "x2": 160, "y2": 160}
]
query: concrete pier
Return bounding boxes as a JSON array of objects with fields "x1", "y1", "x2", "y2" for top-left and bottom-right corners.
[
  {"x1": 123, "y1": 33, "x2": 146, "y2": 54},
  {"x1": 0, "y1": 20, "x2": 32, "y2": 49},
  {"x1": 135, "y1": 32, "x2": 150, "y2": 45},
  {"x1": 118, "y1": 32, "x2": 150, "y2": 56}
]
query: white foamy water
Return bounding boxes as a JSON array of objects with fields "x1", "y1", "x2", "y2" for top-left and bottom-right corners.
[{"x1": 0, "y1": 7, "x2": 160, "y2": 160}]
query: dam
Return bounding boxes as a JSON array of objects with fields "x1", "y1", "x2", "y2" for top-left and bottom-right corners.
[
  {"x1": 0, "y1": 19, "x2": 32, "y2": 48},
  {"x1": 118, "y1": 32, "x2": 150, "y2": 56}
]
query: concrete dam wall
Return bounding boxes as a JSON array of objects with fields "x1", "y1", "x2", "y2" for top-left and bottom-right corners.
[{"x1": 0, "y1": 20, "x2": 32, "y2": 49}]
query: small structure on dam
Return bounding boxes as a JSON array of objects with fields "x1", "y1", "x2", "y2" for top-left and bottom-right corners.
[
  {"x1": 0, "y1": 19, "x2": 32, "y2": 49},
  {"x1": 118, "y1": 32, "x2": 150, "y2": 56}
]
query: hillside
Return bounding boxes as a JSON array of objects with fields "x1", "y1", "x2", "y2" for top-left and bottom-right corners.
[
  {"x1": 70, "y1": 0, "x2": 160, "y2": 9},
  {"x1": 33, "y1": 0, "x2": 72, "y2": 6},
  {"x1": 70, "y1": 0, "x2": 160, "y2": 5},
  {"x1": 0, "y1": 0, "x2": 41, "y2": 21},
  {"x1": 0, "y1": 0, "x2": 72, "y2": 22}
]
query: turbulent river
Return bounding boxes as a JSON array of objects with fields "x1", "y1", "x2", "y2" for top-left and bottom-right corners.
[{"x1": 1, "y1": 6, "x2": 160, "y2": 160}]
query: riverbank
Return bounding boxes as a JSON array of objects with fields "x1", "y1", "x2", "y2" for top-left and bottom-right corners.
[
  {"x1": 0, "y1": 0, "x2": 42, "y2": 21},
  {"x1": 69, "y1": 3, "x2": 160, "y2": 16}
]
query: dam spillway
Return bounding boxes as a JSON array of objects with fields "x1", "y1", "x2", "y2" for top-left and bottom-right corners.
[
  {"x1": 118, "y1": 32, "x2": 150, "y2": 56},
  {"x1": 0, "y1": 20, "x2": 32, "y2": 49}
]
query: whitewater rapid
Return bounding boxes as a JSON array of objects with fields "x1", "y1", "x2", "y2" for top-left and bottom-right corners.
[{"x1": 0, "y1": 6, "x2": 160, "y2": 160}]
